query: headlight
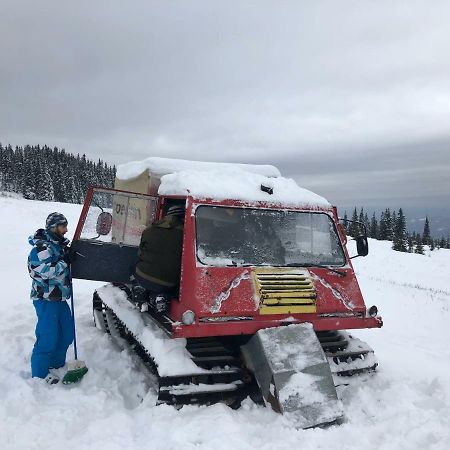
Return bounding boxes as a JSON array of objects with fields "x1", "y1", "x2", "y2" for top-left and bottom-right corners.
[
  {"x1": 181, "y1": 310, "x2": 195, "y2": 325},
  {"x1": 368, "y1": 305, "x2": 378, "y2": 317}
]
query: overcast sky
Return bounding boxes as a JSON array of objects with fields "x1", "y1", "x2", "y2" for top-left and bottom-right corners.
[{"x1": 1, "y1": 1, "x2": 450, "y2": 209}]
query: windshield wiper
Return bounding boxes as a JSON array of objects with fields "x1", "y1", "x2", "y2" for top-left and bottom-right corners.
[{"x1": 286, "y1": 263, "x2": 347, "y2": 277}]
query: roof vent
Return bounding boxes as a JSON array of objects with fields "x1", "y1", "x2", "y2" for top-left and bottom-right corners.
[{"x1": 260, "y1": 184, "x2": 273, "y2": 195}]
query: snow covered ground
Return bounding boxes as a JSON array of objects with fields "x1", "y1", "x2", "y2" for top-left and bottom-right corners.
[{"x1": 1, "y1": 195, "x2": 449, "y2": 450}]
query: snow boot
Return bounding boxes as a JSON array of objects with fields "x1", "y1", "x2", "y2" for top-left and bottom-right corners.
[
  {"x1": 148, "y1": 294, "x2": 168, "y2": 313},
  {"x1": 132, "y1": 284, "x2": 149, "y2": 305},
  {"x1": 45, "y1": 373, "x2": 60, "y2": 385},
  {"x1": 155, "y1": 295, "x2": 168, "y2": 313}
]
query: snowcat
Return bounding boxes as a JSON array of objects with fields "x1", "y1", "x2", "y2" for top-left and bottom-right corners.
[{"x1": 71, "y1": 158, "x2": 382, "y2": 428}]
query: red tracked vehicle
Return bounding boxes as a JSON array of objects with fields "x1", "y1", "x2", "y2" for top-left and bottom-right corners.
[{"x1": 71, "y1": 158, "x2": 382, "y2": 428}]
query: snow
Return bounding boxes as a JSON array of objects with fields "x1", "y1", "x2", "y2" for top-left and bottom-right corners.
[
  {"x1": 116, "y1": 156, "x2": 281, "y2": 180},
  {"x1": 196, "y1": 247, "x2": 235, "y2": 266},
  {"x1": 259, "y1": 323, "x2": 324, "y2": 372},
  {"x1": 97, "y1": 284, "x2": 205, "y2": 376},
  {"x1": 0, "y1": 190, "x2": 24, "y2": 200},
  {"x1": 159, "y1": 168, "x2": 331, "y2": 208},
  {"x1": 279, "y1": 372, "x2": 332, "y2": 410},
  {"x1": 164, "y1": 382, "x2": 242, "y2": 395},
  {"x1": 1, "y1": 195, "x2": 450, "y2": 449},
  {"x1": 116, "y1": 157, "x2": 329, "y2": 208}
]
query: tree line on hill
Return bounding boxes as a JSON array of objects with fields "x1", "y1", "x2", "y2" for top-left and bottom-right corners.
[
  {"x1": 342, "y1": 207, "x2": 450, "y2": 254},
  {"x1": 0, "y1": 144, "x2": 115, "y2": 203}
]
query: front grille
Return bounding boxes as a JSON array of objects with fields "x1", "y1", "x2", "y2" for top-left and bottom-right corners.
[{"x1": 253, "y1": 269, "x2": 317, "y2": 315}]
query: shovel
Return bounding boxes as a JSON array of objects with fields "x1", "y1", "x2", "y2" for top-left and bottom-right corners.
[{"x1": 62, "y1": 269, "x2": 88, "y2": 384}]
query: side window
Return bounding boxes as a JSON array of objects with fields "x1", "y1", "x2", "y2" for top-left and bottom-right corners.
[
  {"x1": 111, "y1": 194, "x2": 158, "y2": 246},
  {"x1": 79, "y1": 188, "x2": 158, "y2": 246}
]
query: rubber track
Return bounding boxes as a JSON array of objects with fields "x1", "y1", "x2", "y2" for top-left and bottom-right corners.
[
  {"x1": 316, "y1": 330, "x2": 378, "y2": 377},
  {"x1": 93, "y1": 292, "x2": 255, "y2": 407}
]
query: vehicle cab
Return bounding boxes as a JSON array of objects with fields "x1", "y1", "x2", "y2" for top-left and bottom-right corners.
[{"x1": 71, "y1": 158, "x2": 382, "y2": 338}]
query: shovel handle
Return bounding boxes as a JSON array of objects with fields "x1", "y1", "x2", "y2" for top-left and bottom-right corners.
[{"x1": 69, "y1": 267, "x2": 78, "y2": 361}]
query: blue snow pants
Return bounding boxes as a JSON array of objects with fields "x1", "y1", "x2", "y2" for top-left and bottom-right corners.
[{"x1": 31, "y1": 300, "x2": 74, "y2": 378}]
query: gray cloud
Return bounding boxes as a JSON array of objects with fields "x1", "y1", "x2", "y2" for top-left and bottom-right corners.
[{"x1": 1, "y1": 1, "x2": 450, "y2": 209}]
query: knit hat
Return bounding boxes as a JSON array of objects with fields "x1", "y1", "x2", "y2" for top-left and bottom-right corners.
[
  {"x1": 166, "y1": 205, "x2": 185, "y2": 217},
  {"x1": 46, "y1": 212, "x2": 68, "y2": 230}
]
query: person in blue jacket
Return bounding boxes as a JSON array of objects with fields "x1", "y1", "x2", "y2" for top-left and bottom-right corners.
[{"x1": 28, "y1": 212, "x2": 76, "y2": 384}]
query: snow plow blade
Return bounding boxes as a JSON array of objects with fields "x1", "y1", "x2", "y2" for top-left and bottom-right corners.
[{"x1": 241, "y1": 323, "x2": 343, "y2": 428}]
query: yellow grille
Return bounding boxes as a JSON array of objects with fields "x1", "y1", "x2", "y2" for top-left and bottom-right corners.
[{"x1": 253, "y1": 268, "x2": 317, "y2": 315}]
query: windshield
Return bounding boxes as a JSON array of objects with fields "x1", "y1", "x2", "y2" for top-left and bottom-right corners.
[{"x1": 195, "y1": 206, "x2": 346, "y2": 267}]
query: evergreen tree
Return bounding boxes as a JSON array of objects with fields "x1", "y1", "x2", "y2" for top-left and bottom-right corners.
[
  {"x1": 13, "y1": 146, "x2": 24, "y2": 193},
  {"x1": 407, "y1": 234, "x2": 414, "y2": 253},
  {"x1": 40, "y1": 164, "x2": 54, "y2": 201},
  {"x1": 422, "y1": 216, "x2": 431, "y2": 246},
  {"x1": 364, "y1": 212, "x2": 370, "y2": 231},
  {"x1": 415, "y1": 236, "x2": 424, "y2": 255},
  {"x1": 379, "y1": 208, "x2": 393, "y2": 240},
  {"x1": 369, "y1": 213, "x2": 378, "y2": 239},
  {"x1": 67, "y1": 174, "x2": 78, "y2": 203},
  {"x1": 378, "y1": 210, "x2": 387, "y2": 240},
  {"x1": 342, "y1": 211, "x2": 349, "y2": 233},
  {"x1": 358, "y1": 207, "x2": 365, "y2": 226},
  {"x1": 430, "y1": 238, "x2": 435, "y2": 251},
  {"x1": 22, "y1": 152, "x2": 36, "y2": 200},
  {"x1": 0, "y1": 144, "x2": 14, "y2": 190},
  {"x1": 52, "y1": 165, "x2": 65, "y2": 202},
  {"x1": 0, "y1": 144, "x2": 6, "y2": 190},
  {"x1": 349, "y1": 207, "x2": 359, "y2": 237},
  {"x1": 385, "y1": 208, "x2": 393, "y2": 240},
  {"x1": 392, "y1": 208, "x2": 408, "y2": 252}
]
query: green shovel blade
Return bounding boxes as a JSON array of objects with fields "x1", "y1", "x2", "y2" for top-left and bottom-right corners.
[{"x1": 62, "y1": 366, "x2": 89, "y2": 384}]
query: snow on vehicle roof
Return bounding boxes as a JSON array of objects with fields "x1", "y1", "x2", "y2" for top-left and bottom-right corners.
[
  {"x1": 158, "y1": 168, "x2": 331, "y2": 208},
  {"x1": 116, "y1": 156, "x2": 281, "y2": 180}
]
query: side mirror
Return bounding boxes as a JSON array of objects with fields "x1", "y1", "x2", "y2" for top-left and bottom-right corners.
[
  {"x1": 356, "y1": 236, "x2": 369, "y2": 256},
  {"x1": 96, "y1": 212, "x2": 113, "y2": 236}
]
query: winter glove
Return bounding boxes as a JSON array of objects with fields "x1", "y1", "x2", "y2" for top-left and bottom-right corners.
[{"x1": 63, "y1": 249, "x2": 77, "y2": 265}]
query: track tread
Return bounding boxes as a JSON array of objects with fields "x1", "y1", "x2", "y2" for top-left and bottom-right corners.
[{"x1": 93, "y1": 294, "x2": 254, "y2": 407}]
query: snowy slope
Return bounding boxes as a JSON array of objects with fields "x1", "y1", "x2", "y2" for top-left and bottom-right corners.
[{"x1": 1, "y1": 195, "x2": 449, "y2": 450}]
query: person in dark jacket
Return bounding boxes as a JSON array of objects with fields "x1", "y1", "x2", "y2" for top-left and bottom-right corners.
[
  {"x1": 133, "y1": 205, "x2": 185, "y2": 311},
  {"x1": 28, "y1": 212, "x2": 75, "y2": 384}
]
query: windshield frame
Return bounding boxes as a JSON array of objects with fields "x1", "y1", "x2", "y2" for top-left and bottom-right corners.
[{"x1": 194, "y1": 204, "x2": 347, "y2": 268}]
